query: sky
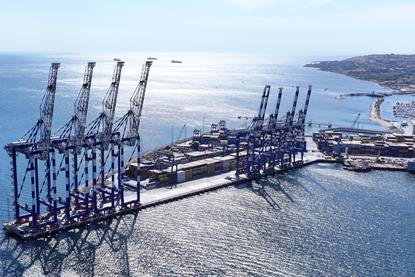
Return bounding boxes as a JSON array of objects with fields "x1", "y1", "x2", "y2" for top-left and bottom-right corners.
[{"x1": 0, "y1": 0, "x2": 414, "y2": 55}]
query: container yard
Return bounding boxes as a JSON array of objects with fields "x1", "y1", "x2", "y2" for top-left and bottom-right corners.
[{"x1": 314, "y1": 127, "x2": 415, "y2": 157}]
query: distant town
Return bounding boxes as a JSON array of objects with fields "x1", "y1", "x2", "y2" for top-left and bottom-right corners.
[{"x1": 305, "y1": 54, "x2": 415, "y2": 93}]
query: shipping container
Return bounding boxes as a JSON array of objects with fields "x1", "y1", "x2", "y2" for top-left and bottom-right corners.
[
  {"x1": 176, "y1": 170, "x2": 185, "y2": 183},
  {"x1": 185, "y1": 170, "x2": 192, "y2": 181}
]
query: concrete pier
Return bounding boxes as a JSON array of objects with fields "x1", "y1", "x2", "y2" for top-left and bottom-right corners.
[{"x1": 3, "y1": 137, "x2": 412, "y2": 240}]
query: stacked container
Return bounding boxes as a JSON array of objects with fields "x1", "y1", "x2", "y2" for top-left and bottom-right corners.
[
  {"x1": 205, "y1": 158, "x2": 216, "y2": 175},
  {"x1": 185, "y1": 170, "x2": 192, "y2": 181},
  {"x1": 177, "y1": 170, "x2": 186, "y2": 183}
]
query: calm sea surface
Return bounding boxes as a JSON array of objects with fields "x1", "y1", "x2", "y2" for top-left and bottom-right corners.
[{"x1": 0, "y1": 53, "x2": 413, "y2": 276}]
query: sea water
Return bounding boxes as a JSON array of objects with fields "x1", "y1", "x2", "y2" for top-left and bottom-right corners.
[{"x1": 0, "y1": 53, "x2": 413, "y2": 276}]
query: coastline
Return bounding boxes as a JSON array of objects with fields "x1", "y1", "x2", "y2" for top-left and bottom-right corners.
[
  {"x1": 305, "y1": 54, "x2": 415, "y2": 132},
  {"x1": 305, "y1": 54, "x2": 415, "y2": 95},
  {"x1": 368, "y1": 97, "x2": 403, "y2": 133},
  {"x1": 309, "y1": 66, "x2": 415, "y2": 94}
]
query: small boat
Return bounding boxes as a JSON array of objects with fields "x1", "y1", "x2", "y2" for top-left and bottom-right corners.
[
  {"x1": 147, "y1": 57, "x2": 158, "y2": 61},
  {"x1": 353, "y1": 164, "x2": 371, "y2": 172},
  {"x1": 171, "y1": 60, "x2": 182, "y2": 64},
  {"x1": 343, "y1": 160, "x2": 371, "y2": 172}
]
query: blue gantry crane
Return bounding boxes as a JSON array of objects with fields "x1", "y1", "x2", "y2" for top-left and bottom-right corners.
[
  {"x1": 112, "y1": 60, "x2": 152, "y2": 206},
  {"x1": 235, "y1": 85, "x2": 312, "y2": 177},
  {"x1": 51, "y1": 62, "x2": 96, "y2": 221},
  {"x1": 79, "y1": 60, "x2": 124, "y2": 214},
  {"x1": 5, "y1": 59, "x2": 155, "y2": 230},
  {"x1": 5, "y1": 63, "x2": 60, "y2": 227}
]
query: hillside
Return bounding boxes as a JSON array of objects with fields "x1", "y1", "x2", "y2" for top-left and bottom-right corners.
[{"x1": 305, "y1": 54, "x2": 415, "y2": 92}]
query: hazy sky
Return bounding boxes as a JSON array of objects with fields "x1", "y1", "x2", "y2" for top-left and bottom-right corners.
[{"x1": 1, "y1": 0, "x2": 414, "y2": 55}]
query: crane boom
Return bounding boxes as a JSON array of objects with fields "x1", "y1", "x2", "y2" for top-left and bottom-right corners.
[
  {"x1": 176, "y1": 123, "x2": 187, "y2": 141},
  {"x1": 258, "y1": 85, "x2": 271, "y2": 121},
  {"x1": 73, "y1": 62, "x2": 95, "y2": 139},
  {"x1": 102, "y1": 61, "x2": 124, "y2": 135},
  {"x1": 303, "y1": 85, "x2": 312, "y2": 119},
  {"x1": 297, "y1": 85, "x2": 312, "y2": 127},
  {"x1": 87, "y1": 60, "x2": 124, "y2": 138},
  {"x1": 268, "y1": 87, "x2": 283, "y2": 129},
  {"x1": 53, "y1": 62, "x2": 96, "y2": 151},
  {"x1": 249, "y1": 85, "x2": 271, "y2": 131},
  {"x1": 38, "y1": 63, "x2": 60, "y2": 149},
  {"x1": 130, "y1": 60, "x2": 152, "y2": 135},
  {"x1": 351, "y1": 113, "x2": 361, "y2": 128},
  {"x1": 290, "y1": 86, "x2": 300, "y2": 120},
  {"x1": 274, "y1": 87, "x2": 283, "y2": 121}
]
